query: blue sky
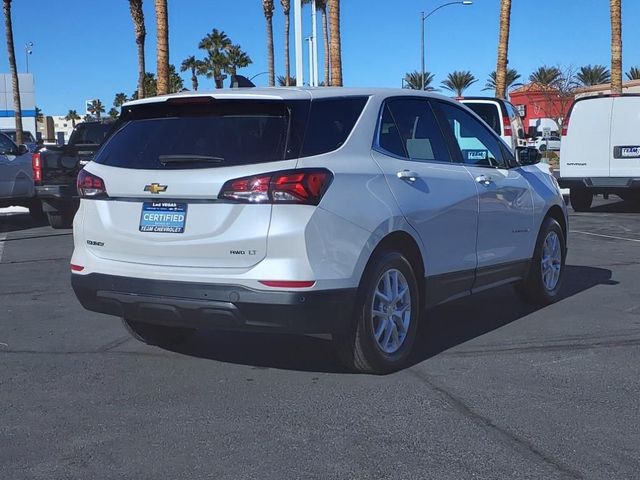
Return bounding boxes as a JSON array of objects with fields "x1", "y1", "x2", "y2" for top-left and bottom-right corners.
[{"x1": 1, "y1": 0, "x2": 639, "y2": 114}]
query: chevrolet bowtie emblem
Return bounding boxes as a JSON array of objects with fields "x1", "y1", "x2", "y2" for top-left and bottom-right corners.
[{"x1": 144, "y1": 183, "x2": 168, "y2": 194}]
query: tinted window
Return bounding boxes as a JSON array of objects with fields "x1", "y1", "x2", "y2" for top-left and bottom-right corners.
[
  {"x1": 464, "y1": 103, "x2": 501, "y2": 136},
  {"x1": 377, "y1": 104, "x2": 406, "y2": 157},
  {"x1": 0, "y1": 133, "x2": 16, "y2": 154},
  {"x1": 381, "y1": 98, "x2": 449, "y2": 162},
  {"x1": 438, "y1": 102, "x2": 506, "y2": 168},
  {"x1": 301, "y1": 97, "x2": 368, "y2": 157},
  {"x1": 69, "y1": 123, "x2": 112, "y2": 145}
]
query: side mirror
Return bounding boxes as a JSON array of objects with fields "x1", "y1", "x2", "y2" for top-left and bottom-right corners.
[
  {"x1": 517, "y1": 146, "x2": 540, "y2": 166},
  {"x1": 17, "y1": 144, "x2": 28, "y2": 155}
]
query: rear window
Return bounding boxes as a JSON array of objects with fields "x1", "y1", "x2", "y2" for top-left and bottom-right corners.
[
  {"x1": 69, "y1": 123, "x2": 112, "y2": 145},
  {"x1": 93, "y1": 97, "x2": 368, "y2": 170},
  {"x1": 463, "y1": 103, "x2": 501, "y2": 136}
]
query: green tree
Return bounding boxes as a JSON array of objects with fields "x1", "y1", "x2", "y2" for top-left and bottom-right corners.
[
  {"x1": 610, "y1": 0, "x2": 622, "y2": 94},
  {"x1": 328, "y1": 0, "x2": 342, "y2": 86},
  {"x1": 198, "y1": 29, "x2": 232, "y2": 88},
  {"x1": 88, "y1": 99, "x2": 105, "y2": 119},
  {"x1": 441, "y1": 71, "x2": 477, "y2": 97},
  {"x1": 626, "y1": 67, "x2": 640, "y2": 80},
  {"x1": 108, "y1": 107, "x2": 119, "y2": 120},
  {"x1": 3, "y1": 0, "x2": 24, "y2": 144},
  {"x1": 403, "y1": 71, "x2": 435, "y2": 90},
  {"x1": 181, "y1": 55, "x2": 201, "y2": 91},
  {"x1": 484, "y1": 69, "x2": 521, "y2": 92},
  {"x1": 576, "y1": 65, "x2": 611, "y2": 86},
  {"x1": 65, "y1": 109, "x2": 81, "y2": 128},
  {"x1": 529, "y1": 66, "x2": 563, "y2": 87},
  {"x1": 155, "y1": 0, "x2": 170, "y2": 95},
  {"x1": 277, "y1": 74, "x2": 296, "y2": 86},
  {"x1": 280, "y1": 0, "x2": 292, "y2": 86},
  {"x1": 113, "y1": 92, "x2": 128, "y2": 107},
  {"x1": 35, "y1": 106, "x2": 44, "y2": 120},
  {"x1": 225, "y1": 44, "x2": 252, "y2": 76},
  {"x1": 168, "y1": 64, "x2": 184, "y2": 93},
  {"x1": 495, "y1": 0, "x2": 512, "y2": 99}
]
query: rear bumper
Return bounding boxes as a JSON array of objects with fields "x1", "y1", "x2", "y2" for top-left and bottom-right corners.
[
  {"x1": 71, "y1": 273, "x2": 356, "y2": 335},
  {"x1": 558, "y1": 177, "x2": 640, "y2": 191},
  {"x1": 36, "y1": 184, "x2": 76, "y2": 199}
]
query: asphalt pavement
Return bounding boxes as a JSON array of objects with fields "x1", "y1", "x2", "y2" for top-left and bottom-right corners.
[{"x1": 1, "y1": 198, "x2": 639, "y2": 479}]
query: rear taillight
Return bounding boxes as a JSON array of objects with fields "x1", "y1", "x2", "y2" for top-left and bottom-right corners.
[
  {"x1": 502, "y1": 114, "x2": 513, "y2": 136},
  {"x1": 77, "y1": 170, "x2": 108, "y2": 198},
  {"x1": 219, "y1": 169, "x2": 333, "y2": 205},
  {"x1": 32, "y1": 152, "x2": 42, "y2": 183},
  {"x1": 561, "y1": 113, "x2": 571, "y2": 137}
]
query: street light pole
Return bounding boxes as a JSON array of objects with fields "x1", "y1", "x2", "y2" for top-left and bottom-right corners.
[
  {"x1": 25, "y1": 41, "x2": 33, "y2": 73},
  {"x1": 420, "y1": 1, "x2": 472, "y2": 90}
]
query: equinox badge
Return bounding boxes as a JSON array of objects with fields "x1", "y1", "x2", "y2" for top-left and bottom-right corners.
[{"x1": 144, "y1": 183, "x2": 168, "y2": 194}]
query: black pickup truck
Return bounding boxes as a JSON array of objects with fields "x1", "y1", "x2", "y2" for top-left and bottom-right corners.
[{"x1": 33, "y1": 121, "x2": 113, "y2": 228}]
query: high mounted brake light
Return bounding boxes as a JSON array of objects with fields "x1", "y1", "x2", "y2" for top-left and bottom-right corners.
[
  {"x1": 219, "y1": 169, "x2": 333, "y2": 205},
  {"x1": 77, "y1": 170, "x2": 108, "y2": 199}
]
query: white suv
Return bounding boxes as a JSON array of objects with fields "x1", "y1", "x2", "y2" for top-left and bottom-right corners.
[{"x1": 71, "y1": 88, "x2": 568, "y2": 374}]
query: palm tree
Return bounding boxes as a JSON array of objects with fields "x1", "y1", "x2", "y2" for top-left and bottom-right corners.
[
  {"x1": 113, "y1": 93, "x2": 129, "y2": 107},
  {"x1": 328, "y1": 0, "x2": 342, "y2": 86},
  {"x1": 484, "y1": 69, "x2": 521, "y2": 92},
  {"x1": 3, "y1": 0, "x2": 23, "y2": 145},
  {"x1": 441, "y1": 71, "x2": 477, "y2": 97},
  {"x1": 168, "y1": 64, "x2": 184, "y2": 93},
  {"x1": 626, "y1": 67, "x2": 640, "y2": 80},
  {"x1": 529, "y1": 66, "x2": 563, "y2": 87},
  {"x1": 108, "y1": 108, "x2": 119, "y2": 120},
  {"x1": 155, "y1": 0, "x2": 169, "y2": 95},
  {"x1": 404, "y1": 71, "x2": 435, "y2": 90},
  {"x1": 278, "y1": 75, "x2": 297, "y2": 86},
  {"x1": 83, "y1": 114, "x2": 93, "y2": 122},
  {"x1": 610, "y1": 0, "x2": 622, "y2": 94},
  {"x1": 128, "y1": 0, "x2": 146, "y2": 99},
  {"x1": 181, "y1": 55, "x2": 201, "y2": 91},
  {"x1": 65, "y1": 109, "x2": 81, "y2": 128},
  {"x1": 199, "y1": 29, "x2": 232, "y2": 89},
  {"x1": 494, "y1": 0, "x2": 512, "y2": 99},
  {"x1": 225, "y1": 45, "x2": 252, "y2": 76},
  {"x1": 280, "y1": 0, "x2": 292, "y2": 86},
  {"x1": 88, "y1": 100, "x2": 105, "y2": 120},
  {"x1": 576, "y1": 65, "x2": 611, "y2": 87},
  {"x1": 262, "y1": 0, "x2": 275, "y2": 86}
]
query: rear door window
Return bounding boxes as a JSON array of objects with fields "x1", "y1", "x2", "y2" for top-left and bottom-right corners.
[
  {"x1": 69, "y1": 123, "x2": 112, "y2": 145},
  {"x1": 463, "y1": 102, "x2": 501, "y2": 136},
  {"x1": 378, "y1": 98, "x2": 450, "y2": 162}
]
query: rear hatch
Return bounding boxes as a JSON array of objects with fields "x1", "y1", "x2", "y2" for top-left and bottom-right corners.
[{"x1": 81, "y1": 98, "x2": 302, "y2": 269}]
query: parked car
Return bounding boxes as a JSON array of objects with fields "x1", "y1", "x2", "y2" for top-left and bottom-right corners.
[
  {"x1": 33, "y1": 121, "x2": 113, "y2": 228},
  {"x1": 0, "y1": 132, "x2": 42, "y2": 217},
  {"x1": 1, "y1": 128, "x2": 39, "y2": 153},
  {"x1": 529, "y1": 135, "x2": 561, "y2": 152},
  {"x1": 560, "y1": 94, "x2": 640, "y2": 211},
  {"x1": 71, "y1": 88, "x2": 568, "y2": 374},
  {"x1": 459, "y1": 97, "x2": 527, "y2": 152}
]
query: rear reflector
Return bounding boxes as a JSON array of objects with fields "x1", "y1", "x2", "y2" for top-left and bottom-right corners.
[
  {"x1": 77, "y1": 170, "x2": 108, "y2": 199},
  {"x1": 259, "y1": 280, "x2": 316, "y2": 288},
  {"x1": 220, "y1": 169, "x2": 333, "y2": 205},
  {"x1": 70, "y1": 264, "x2": 84, "y2": 272}
]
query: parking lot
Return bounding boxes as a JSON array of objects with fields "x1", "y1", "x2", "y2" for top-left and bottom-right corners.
[{"x1": 1, "y1": 198, "x2": 639, "y2": 479}]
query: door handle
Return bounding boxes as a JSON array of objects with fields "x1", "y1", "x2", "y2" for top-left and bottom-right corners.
[
  {"x1": 475, "y1": 174, "x2": 493, "y2": 186},
  {"x1": 397, "y1": 170, "x2": 419, "y2": 182}
]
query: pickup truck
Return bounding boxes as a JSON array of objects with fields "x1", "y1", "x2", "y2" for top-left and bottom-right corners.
[
  {"x1": 0, "y1": 132, "x2": 43, "y2": 217},
  {"x1": 33, "y1": 121, "x2": 113, "y2": 228}
]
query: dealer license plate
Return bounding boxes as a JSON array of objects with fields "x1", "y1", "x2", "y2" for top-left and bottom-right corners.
[{"x1": 139, "y1": 202, "x2": 187, "y2": 233}]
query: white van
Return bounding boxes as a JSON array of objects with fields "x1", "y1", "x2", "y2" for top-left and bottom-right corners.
[{"x1": 560, "y1": 94, "x2": 640, "y2": 211}]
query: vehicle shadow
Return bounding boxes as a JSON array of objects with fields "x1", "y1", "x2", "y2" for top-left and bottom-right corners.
[
  {"x1": 588, "y1": 198, "x2": 640, "y2": 214},
  {"x1": 0, "y1": 211, "x2": 49, "y2": 233},
  {"x1": 170, "y1": 265, "x2": 614, "y2": 374}
]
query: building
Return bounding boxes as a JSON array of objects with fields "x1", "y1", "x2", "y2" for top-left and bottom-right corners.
[
  {"x1": 574, "y1": 78, "x2": 640, "y2": 98},
  {"x1": 51, "y1": 115, "x2": 77, "y2": 142},
  {"x1": 0, "y1": 73, "x2": 36, "y2": 137}
]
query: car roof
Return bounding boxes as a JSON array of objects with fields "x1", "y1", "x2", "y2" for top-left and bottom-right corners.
[{"x1": 122, "y1": 87, "x2": 456, "y2": 107}]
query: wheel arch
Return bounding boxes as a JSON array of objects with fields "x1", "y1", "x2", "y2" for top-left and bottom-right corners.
[{"x1": 545, "y1": 205, "x2": 567, "y2": 244}]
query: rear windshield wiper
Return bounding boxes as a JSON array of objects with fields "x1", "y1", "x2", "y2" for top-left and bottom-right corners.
[{"x1": 159, "y1": 155, "x2": 225, "y2": 165}]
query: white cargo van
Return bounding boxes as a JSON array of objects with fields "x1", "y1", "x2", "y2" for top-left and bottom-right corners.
[{"x1": 560, "y1": 94, "x2": 640, "y2": 211}]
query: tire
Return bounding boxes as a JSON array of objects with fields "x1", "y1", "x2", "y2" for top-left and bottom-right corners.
[
  {"x1": 47, "y1": 211, "x2": 74, "y2": 229},
  {"x1": 28, "y1": 200, "x2": 45, "y2": 220},
  {"x1": 333, "y1": 251, "x2": 420, "y2": 374},
  {"x1": 516, "y1": 217, "x2": 566, "y2": 306},
  {"x1": 570, "y1": 189, "x2": 592, "y2": 212},
  {"x1": 122, "y1": 318, "x2": 194, "y2": 347}
]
